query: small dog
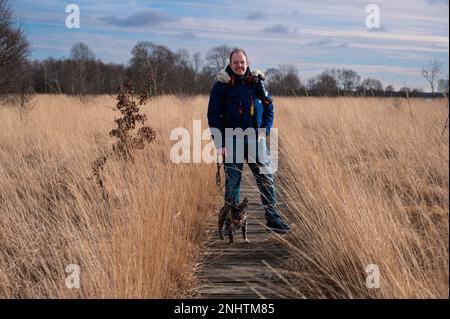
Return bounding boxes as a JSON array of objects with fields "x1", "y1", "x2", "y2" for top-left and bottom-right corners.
[{"x1": 218, "y1": 197, "x2": 249, "y2": 244}]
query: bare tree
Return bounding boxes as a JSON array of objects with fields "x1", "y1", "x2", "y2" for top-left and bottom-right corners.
[
  {"x1": 266, "y1": 65, "x2": 303, "y2": 96},
  {"x1": 70, "y1": 42, "x2": 96, "y2": 96},
  {"x1": 70, "y1": 42, "x2": 95, "y2": 61},
  {"x1": 360, "y1": 77, "x2": 383, "y2": 96},
  {"x1": 438, "y1": 76, "x2": 449, "y2": 96},
  {"x1": 308, "y1": 70, "x2": 338, "y2": 96},
  {"x1": 399, "y1": 86, "x2": 411, "y2": 98},
  {"x1": 191, "y1": 51, "x2": 202, "y2": 74},
  {"x1": 340, "y1": 69, "x2": 361, "y2": 93},
  {"x1": 7, "y1": 61, "x2": 35, "y2": 119},
  {"x1": 0, "y1": 0, "x2": 28, "y2": 70},
  {"x1": 0, "y1": 0, "x2": 33, "y2": 111},
  {"x1": 422, "y1": 58, "x2": 443, "y2": 96},
  {"x1": 130, "y1": 41, "x2": 189, "y2": 95},
  {"x1": 385, "y1": 85, "x2": 394, "y2": 97},
  {"x1": 31, "y1": 57, "x2": 126, "y2": 95},
  {"x1": 205, "y1": 45, "x2": 232, "y2": 74}
]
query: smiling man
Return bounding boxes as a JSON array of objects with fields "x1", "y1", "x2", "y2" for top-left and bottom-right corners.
[{"x1": 207, "y1": 48, "x2": 291, "y2": 234}]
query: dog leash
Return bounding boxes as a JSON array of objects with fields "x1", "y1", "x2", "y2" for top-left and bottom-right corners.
[{"x1": 216, "y1": 153, "x2": 225, "y2": 187}]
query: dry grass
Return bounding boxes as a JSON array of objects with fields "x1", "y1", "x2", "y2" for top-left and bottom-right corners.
[
  {"x1": 1, "y1": 95, "x2": 448, "y2": 299},
  {"x1": 275, "y1": 97, "x2": 448, "y2": 298},
  {"x1": 0, "y1": 94, "x2": 218, "y2": 298}
]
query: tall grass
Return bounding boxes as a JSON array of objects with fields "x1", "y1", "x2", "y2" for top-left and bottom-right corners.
[
  {"x1": 1, "y1": 95, "x2": 447, "y2": 299},
  {"x1": 0, "y1": 95, "x2": 218, "y2": 298},
  {"x1": 275, "y1": 97, "x2": 448, "y2": 298}
]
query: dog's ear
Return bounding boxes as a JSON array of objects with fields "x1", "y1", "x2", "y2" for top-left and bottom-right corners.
[{"x1": 240, "y1": 197, "x2": 248, "y2": 208}]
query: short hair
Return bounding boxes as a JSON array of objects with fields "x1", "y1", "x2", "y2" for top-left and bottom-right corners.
[{"x1": 229, "y1": 48, "x2": 248, "y2": 63}]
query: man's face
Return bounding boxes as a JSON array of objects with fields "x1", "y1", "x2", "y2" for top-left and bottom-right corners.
[{"x1": 230, "y1": 52, "x2": 248, "y2": 76}]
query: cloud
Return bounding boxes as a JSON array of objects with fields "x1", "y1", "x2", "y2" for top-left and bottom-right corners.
[
  {"x1": 246, "y1": 11, "x2": 267, "y2": 20},
  {"x1": 278, "y1": 10, "x2": 301, "y2": 19},
  {"x1": 174, "y1": 31, "x2": 197, "y2": 40},
  {"x1": 366, "y1": 26, "x2": 389, "y2": 33},
  {"x1": 308, "y1": 38, "x2": 333, "y2": 46},
  {"x1": 100, "y1": 10, "x2": 176, "y2": 27},
  {"x1": 298, "y1": 28, "x2": 449, "y2": 46},
  {"x1": 306, "y1": 38, "x2": 348, "y2": 47},
  {"x1": 262, "y1": 24, "x2": 297, "y2": 34}
]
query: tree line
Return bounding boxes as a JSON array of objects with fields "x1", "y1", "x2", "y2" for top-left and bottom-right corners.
[
  {"x1": 27, "y1": 43, "x2": 450, "y2": 98},
  {"x1": 1, "y1": 0, "x2": 448, "y2": 106}
]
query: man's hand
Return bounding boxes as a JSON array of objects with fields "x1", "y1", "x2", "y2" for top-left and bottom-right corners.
[{"x1": 216, "y1": 147, "x2": 228, "y2": 157}]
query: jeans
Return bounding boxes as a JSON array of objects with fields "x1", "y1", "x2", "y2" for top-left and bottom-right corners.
[{"x1": 223, "y1": 135, "x2": 281, "y2": 223}]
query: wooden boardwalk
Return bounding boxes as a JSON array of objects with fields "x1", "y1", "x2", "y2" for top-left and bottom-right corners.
[{"x1": 197, "y1": 165, "x2": 289, "y2": 299}]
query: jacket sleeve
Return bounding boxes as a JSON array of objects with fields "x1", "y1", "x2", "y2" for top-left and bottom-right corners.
[
  {"x1": 207, "y1": 82, "x2": 225, "y2": 148},
  {"x1": 261, "y1": 95, "x2": 274, "y2": 136}
]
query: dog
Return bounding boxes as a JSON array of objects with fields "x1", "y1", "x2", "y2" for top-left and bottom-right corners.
[{"x1": 218, "y1": 197, "x2": 249, "y2": 244}]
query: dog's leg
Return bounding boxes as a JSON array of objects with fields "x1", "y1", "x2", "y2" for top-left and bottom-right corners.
[
  {"x1": 218, "y1": 208, "x2": 227, "y2": 240},
  {"x1": 218, "y1": 213, "x2": 227, "y2": 241},
  {"x1": 242, "y1": 221, "x2": 250, "y2": 243},
  {"x1": 218, "y1": 219, "x2": 224, "y2": 240},
  {"x1": 227, "y1": 224, "x2": 234, "y2": 244}
]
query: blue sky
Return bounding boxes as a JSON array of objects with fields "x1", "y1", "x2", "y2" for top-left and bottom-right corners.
[{"x1": 13, "y1": 0, "x2": 449, "y2": 90}]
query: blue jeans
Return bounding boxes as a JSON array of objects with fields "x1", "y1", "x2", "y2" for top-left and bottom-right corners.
[{"x1": 223, "y1": 135, "x2": 281, "y2": 223}]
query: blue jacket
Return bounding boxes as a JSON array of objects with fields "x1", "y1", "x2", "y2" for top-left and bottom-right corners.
[{"x1": 207, "y1": 66, "x2": 274, "y2": 148}]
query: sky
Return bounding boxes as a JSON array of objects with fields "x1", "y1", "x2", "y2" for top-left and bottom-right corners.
[{"x1": 12, "y1": 0, "x2": 449, "y2": 90}]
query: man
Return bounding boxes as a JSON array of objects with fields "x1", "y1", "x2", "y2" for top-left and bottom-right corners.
[{"x1": 207, "y1": 48, "x2": 290, "y2": 233}]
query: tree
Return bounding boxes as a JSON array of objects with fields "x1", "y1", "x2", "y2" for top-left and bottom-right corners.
[
  {"x1": 191, "y1": 51, "x2": 202, "y2": 74},
  {"x1": 322, "y1": 68, "x2": 361, "y2": 96},
  {"x1": 8, "y1": 61, "x2": 34, "y2": 119},
  {"x1": 196, "y1": 65, "x2": 216, "y2": 94},
  {"x1": 205, "y1": 45, "x2": 232, "y2": 75},
  {"x1": 421, "y1": 58, "x2": 443, "y2": 96},
  {"x1": 70, "y1": 42, "x2": 95, "y2": 61},
  {"x1": 360, "y1": 77, "x2": 383, "y2": 96},
  {"x1": 340, "y1": 69, "x2": 361, "y2": 93},
  {"x1": 385, "y1": 85, "x2": 394, "y2": 97},
  {"x1": 0, "y1": 0, "x2": 32, "y2": 106},
  {"x1": 399, "y1": 86, "x2": 411, "y2": 98},
  {"x1": 31, "y1": 57, "x2": 127, "y2": 95},
  {"x1": 266, "y1": 65, "x2": 303, "y2": 96},
  {"x1": 70, "y1": 42, "x2": 96, "y2": 96},
  {"x1": 129, "y1": 42, "x2": 172, "y2": 95},
  {"x1": 129, "y1": 42, "x2": 198, "y2": 96},
  {"x1": 438, "y1": 77, "x2": 449, "y2": 96},
  {"x1": 411, "y1": 87, "x2": 423, "y2": 97},
  {"x1": 309, "y1": 70, "x2": 338, "y2": 96},
  {"x1": 173, "y1": 48, "x2": 196, "y2": 95},
  {"x1": 190, "y1": 51, "x2": 203, "y2": 93}
]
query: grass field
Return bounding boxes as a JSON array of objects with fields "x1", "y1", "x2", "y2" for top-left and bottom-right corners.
[
  {"x1": 0, "y1": 95, "x2": 448, "y2": 298},
  {"x1": 276, "y1": 97, "x2": 448, "y2": 298}
]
